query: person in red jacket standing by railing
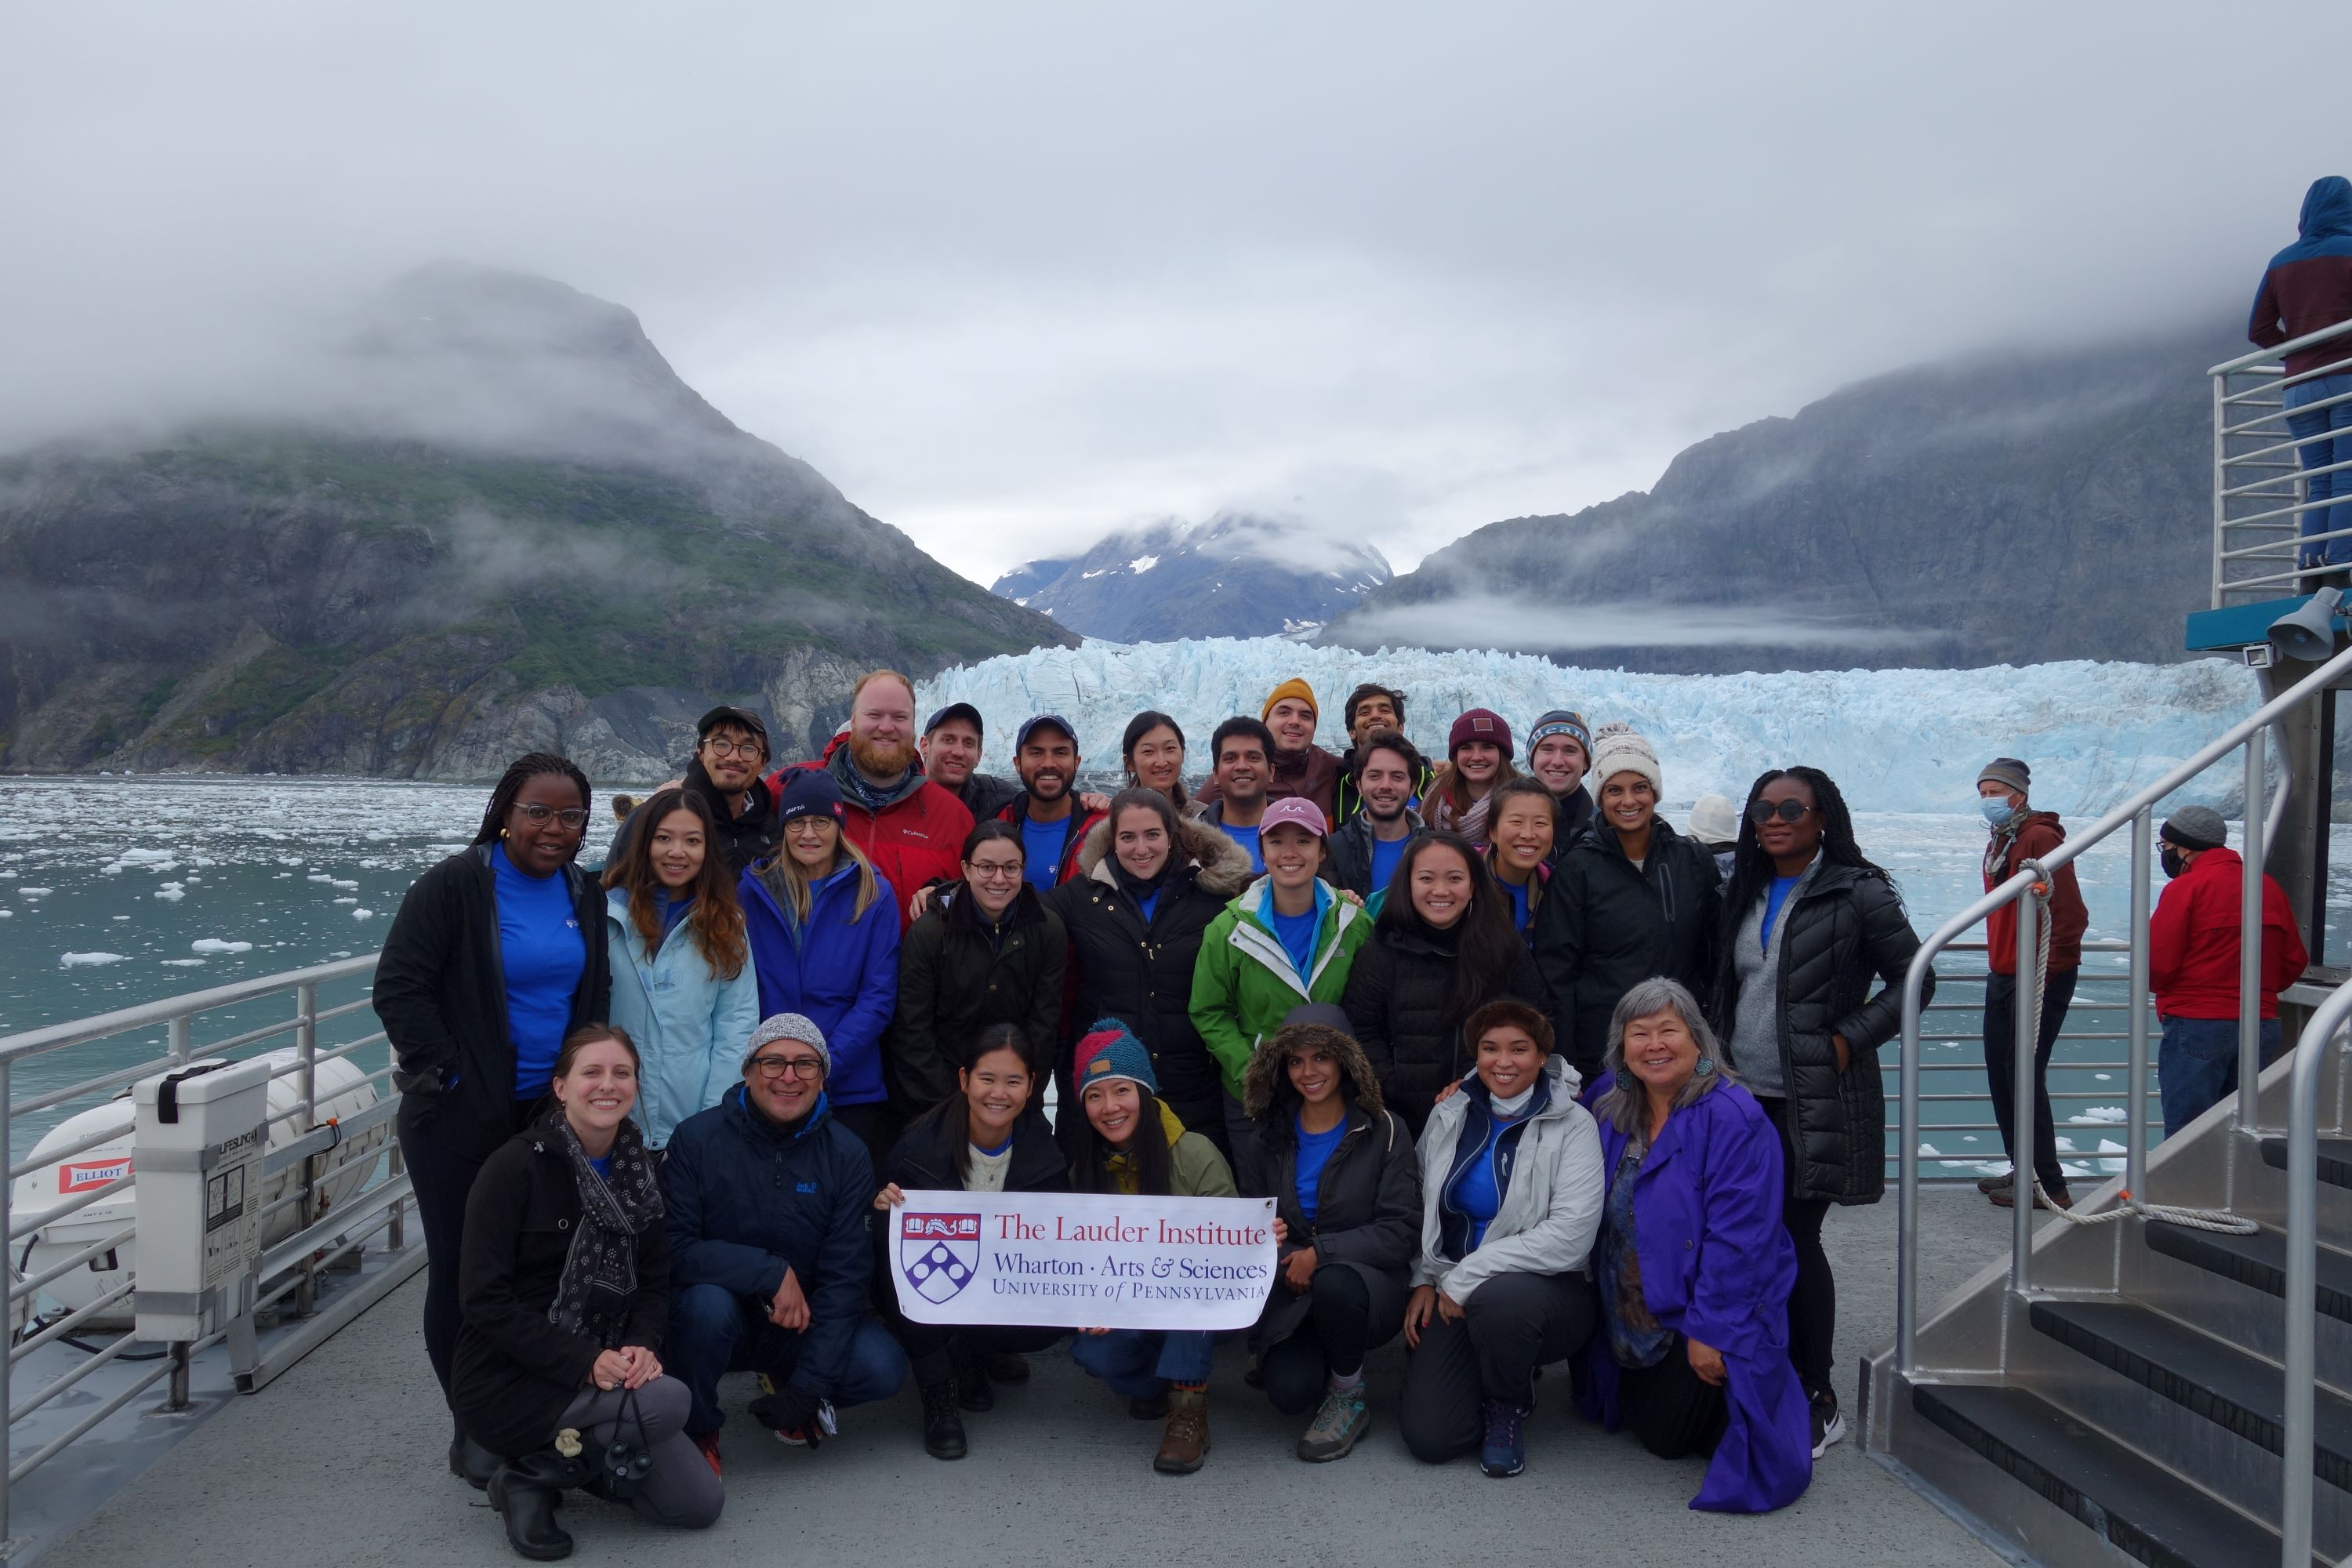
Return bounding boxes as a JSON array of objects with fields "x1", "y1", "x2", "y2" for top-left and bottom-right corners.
[
  {"x1": 768, "y1": 670, "x2": 975, "y2": 933},
  {"x1": 1976, "y1": 758, "x2": 2090, "y2": 1212},
  {"x1": 2148, "y1": 805, "x2": 2310, "y2": 1136}
]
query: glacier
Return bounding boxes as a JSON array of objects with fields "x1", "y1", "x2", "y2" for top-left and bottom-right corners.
[{"x1": 913, "y1": 637, "x2": 2261, "y2": 818}]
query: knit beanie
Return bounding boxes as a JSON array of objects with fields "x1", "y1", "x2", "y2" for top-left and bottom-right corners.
[
  {"x1": 1526, "y1": 710, "x2": 1592, "y2": 761},
  {"x1": 777, "y1": 768, "x2": 846, "y2": 826},
  {"x1": 1588, "y1": 721, "x2": 1662, "y2": 797},
  {"x1": 1977, "y1": 757, "x2": 2031, "y2": 797},
  {"x1": 1072, "y1": 1018, "x2": 1159, "y2": 1095},
  {"x1": 1261, "y1": 677, "x2": 1319, "y2": 722},
  {"x1": 743, "y1": 1012, "x2": 830, "y2": 1075},
  {"x1": 2160, "y1": 806, "x2": 2227, "y2": 851},
  {"x1": 1687, "y1": 793, "x2": 1739, "y2": 847},
  {"x1": 1447, "y1": 708, "x2": 1514, "y2": 760}
]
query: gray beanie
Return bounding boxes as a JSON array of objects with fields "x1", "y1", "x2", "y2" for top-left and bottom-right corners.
[
  {"x1": 2160, "y1": 806, "x2": 2228, "y2": 852},
  {"x1": 743, "y1": 1012, "x2": 829, "y2": 1074},
  {"x1": 1977, "y1": 757, "x2": 2031, "y2": 796}
]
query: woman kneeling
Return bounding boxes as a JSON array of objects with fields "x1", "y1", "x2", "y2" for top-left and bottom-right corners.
[
  {"x1": 875, "y1": 1023, "x2": 1069, "y2": 1461},
  {"x1": 454, "y1": 1025, "x2": 720, "y2": 1560},
  {"x1": 1576, "y1": 978, "x2": 1811, "y2": 1512},
  {"x1": 1402, "y1": 1000, "x2": 1602, "y2": 1479},
  {"x1": 1066, "y1": 1020, "x2": 1237, "y2": 1474},
  {"x1": 1243, "y1": 1006, "x2": 1421, "y2": 1462}
]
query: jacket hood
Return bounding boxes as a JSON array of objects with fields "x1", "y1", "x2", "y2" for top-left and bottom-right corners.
[
  {"x1": 1423, "y1": 1053, "x2": 1583, "y2": 1142},
  {"x1": 2304, "y1": 176, "x2": 2352, "y2": 240},
  {"x1": 1076, "y1": 812, "x2": 1257, "y2": 898},
  {"x1": 1240, "y1": 1020, "x2": 1384, "y2": 1120}
]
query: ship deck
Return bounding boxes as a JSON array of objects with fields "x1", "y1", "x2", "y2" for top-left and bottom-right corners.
[{"x1": 37, "y1": 1189, "x2": 2014, "y2": 1568}]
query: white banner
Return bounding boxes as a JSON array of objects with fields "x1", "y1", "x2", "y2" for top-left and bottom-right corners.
[{"x1": 888, "y1": 1189, "x2": 1279, "y2": 1331}]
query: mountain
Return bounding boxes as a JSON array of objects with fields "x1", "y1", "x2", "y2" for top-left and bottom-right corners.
[
  {"x1": 1324, "y1": 324, "x2": 2238, "y2": 672},
  {"x1": 992, "y1": 513, "x2": 1391, "y2": 641},
  {"x1": 0, "y1": 263, "x2": 1074, "y2": 779}
]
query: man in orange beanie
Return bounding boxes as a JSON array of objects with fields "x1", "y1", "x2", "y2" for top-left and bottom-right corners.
[{"x1": 1196, "y1": 677, "x2": 1342, "y2": 822}]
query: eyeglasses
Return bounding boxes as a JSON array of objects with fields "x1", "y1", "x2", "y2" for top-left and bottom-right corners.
[
  {"x1": 1747, "y1": 799, "x2": 1813, "y2": 826},
  {"x1": 967, "y1": 860, "x2": 1024, "y2": 880},
  {"x1": 515, "y1": 804, "x2": 590, "y2": 829},
  {"x1": 750, "y1": 1054, "x2": 826, "y2": 1080},
  {"x1": 702, "y1": 737, "x2": 764, "y2": 760}
]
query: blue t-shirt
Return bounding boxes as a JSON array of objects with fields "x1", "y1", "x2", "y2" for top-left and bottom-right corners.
[
  {"x1": 1294, "y1": 1112, "x2": 1347, "y2": 1223},
  {"x1": 1219, "y1": 821, "x2": 1264, "y2": 873},
  {"x1": 1451, "y1": 1122, "x2": 1507, "y2": 1251},
  {"x1": 1021, "y1": 815, "x2": 1066, "y2": 892},
  {"x1": 1761, "y1": 873, "x2": 1803, "y2": 950},
  {"x1": 656, "y1": 889, "x2": 694, "y2": 938},
  {"x1": 589, "y1": 1154, "x2": 613, "y2": 1181},
  {"x1": 1134, "y1": 887, "x2": 1161, "y2": 925},
  {"x1": 1501, "y1": 875, "x2": 1532, "y2": 938},
  {"x1": 1262, "y1": 882, "x2": 1330, "y2": 984},
  {"x1": 492, "y1": 843, "x2": 586, "y2": 1101},
  {"x1": 1367, "y1": 833, "x2": 1409, "y2": 900}
]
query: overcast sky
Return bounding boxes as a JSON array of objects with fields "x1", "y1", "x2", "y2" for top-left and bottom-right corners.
[{"x1": 4, "y1": 2, "x2": 2339, "y2": 583}]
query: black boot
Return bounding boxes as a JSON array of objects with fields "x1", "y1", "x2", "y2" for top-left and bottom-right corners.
[
  {"x1": 920, "y1": 1380, "x2": 968, "y2": 1461},
  {"x1": 954, "y1": 1350, "x2": 996, "y2": 1413},
  {"x1": 488, "y1": 1450, "x2": 578, "y2": 1561},
  {"x1": 448, "y1": 1415, "x2": 500, "y2": 1490}
]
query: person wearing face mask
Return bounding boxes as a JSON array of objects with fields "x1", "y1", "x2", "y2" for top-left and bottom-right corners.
[
  {"x1": 1046, "y1": 788, "x2": 1256, "y2": 1149},
  {"x1": 1973, "y1": 758, "x2": 2089, "y2": 1211},
  {"x1": 2149, "y1": 806, "x2": 2309, "y2": 1136},
  {"x1": 1327, "y1": 730, "x2": 1428, "y2": 907},
  {"x1": 1426, "y1": 710, "x2": 1519, "y2": 844},
  {"x1": 885, "y1": 822, "x2": 1066, "y2": 1125},
  {"x1": 1525, "y1": 710, "x2": 1596, "y2": 857},
  {"x1": 1483, "y1": 779, "x2": 1557, "y2": 945}
]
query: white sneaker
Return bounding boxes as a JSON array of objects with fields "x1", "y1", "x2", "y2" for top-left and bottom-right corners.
[{"x1": 1809, "y1": 1396, "x2": 1846, "y2": 1458}]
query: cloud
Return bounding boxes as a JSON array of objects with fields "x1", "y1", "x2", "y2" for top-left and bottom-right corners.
[{"x1": 1334, "y1": 593, "x2": 1922, "y2": 654}]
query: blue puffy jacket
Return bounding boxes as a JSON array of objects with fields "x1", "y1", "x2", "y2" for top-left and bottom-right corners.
[
  {"x1": 662, "y1": 1086, "x2": 875, "y2": 1397},
  {"x1": 603, "y1": 890, "x2": 761, "y2": 1148},
  {"x1": 739, "y1": 858, "x2": 900, "y2": 1108}
]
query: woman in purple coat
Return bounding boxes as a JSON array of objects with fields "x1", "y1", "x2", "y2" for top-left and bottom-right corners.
[{"x1": 1574, "y1": 976, "x2": 1812, "y2": 1513}]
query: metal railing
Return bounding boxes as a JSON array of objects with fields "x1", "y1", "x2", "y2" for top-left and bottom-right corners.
[
  {"x1": 0, "y1": 956, "x2": 419, "y2": 1552},
  {"x1": 2212, "y1": 317, "x2": 2352, "y2": 608},
  {"x1": 2278, "y1": 985, "x2": 2352, "y2": 1568}
]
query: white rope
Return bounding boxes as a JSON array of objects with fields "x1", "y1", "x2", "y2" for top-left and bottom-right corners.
[{"x1": 2015, "y1": 864, "x2": 2259, "y2": 1236}]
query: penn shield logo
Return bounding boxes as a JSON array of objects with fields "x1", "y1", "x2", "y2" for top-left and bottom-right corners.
[{"x1": 901, "y1": 1213, "x2": 981, "y2": 1304}]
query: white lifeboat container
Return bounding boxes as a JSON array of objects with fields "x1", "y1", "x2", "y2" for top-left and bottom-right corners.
[{"x1": 9, "y1": 1048, "x2": 387, "y2": 1323}]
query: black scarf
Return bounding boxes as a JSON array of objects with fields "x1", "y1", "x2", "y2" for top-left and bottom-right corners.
[
  {"x1": 541, "y1": 1108, "x2": 664, "y2": 1347},
  {"x1": 1110, "y1": 854, "x2": 1174, "y2": 912}
]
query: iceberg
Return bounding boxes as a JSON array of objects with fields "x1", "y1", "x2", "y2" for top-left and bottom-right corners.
[
  {"x1": 916, "y1": 637, "x2": 2259, "y2": 817},
  {"x1": 191, "y1": 938, "x2": 253, "y2": 955},
  {"x1": 58, "y1": 953, "x2": 127, "y2": 968}
]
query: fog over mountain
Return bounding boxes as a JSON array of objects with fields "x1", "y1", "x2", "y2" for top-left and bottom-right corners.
[{"x1": 993, "y1": 513, "x2": 1390, "y2": 641}]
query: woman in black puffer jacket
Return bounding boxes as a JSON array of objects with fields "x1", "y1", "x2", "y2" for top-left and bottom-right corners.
[
  {"x1": 1710, "y1": 765, "x2": 1931, "y2": 1461},
  {"x1": 1341, "y1": 833, "x2": 1549, "y2": 1140}
]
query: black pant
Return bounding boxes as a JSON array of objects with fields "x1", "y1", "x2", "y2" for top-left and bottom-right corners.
[
  {"x1": 829, "y1": 1101, "x2": 903, "y2": 1180},
  {"x1": 1983, "y1": 968, "x2": 2078, "y2": 1194},
  {"x1": 397, "y1": 1096, "x2": 526, "y2": 1398},
  {"x1": 1617, "y1": 1335, "x2": 1728, "y2": 1459},
  {"x1": 877, "y1": 1283, "x2": 1065, "y2": 1387},
  {"x1": 1756, "y1": 1095, "x2": 1834, "y2": 1403},
  {"x1": 1399, "y1": 1271, "x2": 1597, "y2": 1463},
  {"x1": 1261, "y1": 1267, "x2": 1396, "y2": 1415}
]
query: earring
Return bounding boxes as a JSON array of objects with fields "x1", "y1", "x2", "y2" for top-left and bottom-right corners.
[
  {"x1": 501, "y1": 828, "x2": 510, "y2": 838},
  {"x1": 1695, "y1": 1056, "x2": 1718, "y2": 1076},
  {"x1": 1613, "y1": 1067, "x2": 1635, "y2": 1092}
]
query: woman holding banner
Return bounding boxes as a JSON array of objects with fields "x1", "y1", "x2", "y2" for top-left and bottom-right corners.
[
  {"x1": 1064, "y1": 1020, "x2": 1237, "y2": 1475},
  {"x1": 1243, "y1": 1006, "x2": 1420, "y2": 1464},
  {"x1": 874, "y1": 1023, "x2": 1069, "y2": 1462}
]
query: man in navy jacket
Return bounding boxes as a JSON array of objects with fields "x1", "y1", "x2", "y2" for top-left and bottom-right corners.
[{"x1": 664, "y1": 1013, "x2": 906, "y2": 1467}]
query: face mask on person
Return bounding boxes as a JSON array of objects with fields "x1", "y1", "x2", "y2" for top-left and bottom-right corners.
[
  {"x1": 1980, "y1": 797, "x2": 2019, "y2": 829},
  {"x1": 2160, "y1": 846, "x2": 2187, "y2": 880}
]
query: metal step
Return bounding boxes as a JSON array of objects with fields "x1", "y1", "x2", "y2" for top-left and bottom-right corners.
[
  {"x1": 2259, "y1": 1136, "x2": 2352, "y2": 1191},
  {"x1": 2145, "y1": 1221, "x2": 2352, "y2": 1321},
  {"x1": 1911, "y1": 1383, "x2": 2318, "y2": 1568},
  {"x1": 2029, "y1": 1299, "x2": 2352, "y2": 1490}
]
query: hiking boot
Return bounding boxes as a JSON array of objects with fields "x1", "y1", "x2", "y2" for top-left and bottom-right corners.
[
  {"x1": 1810, "y1": 1389, "x2": 1846, "y2": 1457},
  {"x1": 1977, "y1": 1170, "x2": 2014, "y2": 1195},
  {"x1": 1153, "y1": 1387, "x2": 1210, "y2": 1474},
  {"x1": 1296, "y1": 1385, "x2": 1369, "y2": 1462},
  {"x1": 488, "y1": 1451, "x2": 578, "y2": 1561},
  {"x1": 1479, "y1": 1397, "x2": 1525, "y2": 1478},
  {"x1": 985, "y1": 1352, "x2": 1031, "y2": 1383},
  {"x1": 954, "y1": 1352, "x2": 996, "y2": 1413},
  {"x1": 1128, "y1": 1388, "x2": 1169, "y2": 1421},
  {"x1": 1990, "y1": 1183, "x2": 2073, "y2": 1211},
  {"x1": 920, "y1": 1380, "x2": 968, "y2": 1461},
  {"x1": 692, "y1": 1433, "x2": 722, "y2": 1478},
  {"x1": 449, "y1": 1421, "x2": 500, "y2": 1490}
]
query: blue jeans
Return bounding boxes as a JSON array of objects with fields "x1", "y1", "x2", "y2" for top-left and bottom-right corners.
[
  {"x1": 2285, "y1": 372, "x2": 2352, "y2": 568},
  {"x1": 1070, "y1": 1329, "x2": 1214, "y2": 1397},
  {"x1": 2158, "y1": 1014, "x2": 2284, "y2": 1137},
  {"x1": 666, "y1": 1282, "x2": 908, "y2": 1437}
]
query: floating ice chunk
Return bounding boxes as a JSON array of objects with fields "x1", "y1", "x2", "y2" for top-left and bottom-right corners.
[
  {"x1": 18, "y1": 887, "x2": 51, "y2": 897},
  {"x1": 274, "y1": 872, "x2": 292, "y2": 879},
  {"x1": 333, "y1": 897, "x2": 357, "y2": 905},
  {"x1": 154, "y1": 883, "x2": 186, "y2": 901},
  {"x1": 191, "y1": 938, "x2": 253, "y2": 954},
  {"x1": 0, "y1": 909, "x2": 13, "y2": 918},
  {"x1": 352, "y1": 908, "x2": 376, "y2": 920},
  {"x1": 111, "y1": 915, "x2": 129, "y2": 920},
  {"x1": 307, "y1": 873, "x2": 334, "y2": 883},
  {"x1": 60, "y1": 952, "x2": 127, "y2": 967},
  {"x1": 2070, "y1": 1106, "x2": 2127, "y2": 1124},
  {"x1": 1918, "y1": 1141, "x2": 1940, "y2": 1156},
  {"x1": 2094, "y1": 1073, "x2": 2114, "y2": 1081},
  {"x1": 328, "y1": 878, "x2": 358, "y2": 891},
  {"x1": 160, "y1": 958, "x2": 205, "y2": 967}
]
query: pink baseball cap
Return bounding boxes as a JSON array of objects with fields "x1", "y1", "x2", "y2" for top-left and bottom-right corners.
[{"x1": 1258, "y1": 797, "x2": 1330, "y2": 838}]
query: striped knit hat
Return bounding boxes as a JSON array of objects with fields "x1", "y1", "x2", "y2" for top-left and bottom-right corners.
[{"x1": 1072, "y1": 1018, "x2": 1158, "y2": 1095}]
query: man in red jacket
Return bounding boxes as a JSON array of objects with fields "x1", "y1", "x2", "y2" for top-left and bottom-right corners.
[
  {"x1": 1976, "y1": 758, "x2": 2090, "y2": 1211},
  {"x1": 2149, "y1": 805, "x2": 2310, "y2": 1136},
  {"x1": 768, "y1": 670, "x2": 974, "y2": 933}
]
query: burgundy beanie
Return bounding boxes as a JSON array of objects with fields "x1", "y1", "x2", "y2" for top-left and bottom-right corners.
[{"x1": 1447, "y1": 708, "x2": 1514, "y2": 760}]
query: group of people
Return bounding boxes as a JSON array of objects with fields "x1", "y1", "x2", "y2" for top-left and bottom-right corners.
[{"x1": 370, "y1": 664, "x2": 2310, "y2": 1560}]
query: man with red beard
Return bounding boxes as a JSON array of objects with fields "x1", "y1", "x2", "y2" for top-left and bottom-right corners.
[
  {"x1": 996, "y1": 714, "x2": 1105, "y2": 890},
  {"x1": 768, "y1": 670, "x2": 974, "y2": 931},
  {"x1": 1194, "y1": 677, "x2": 1342, "y2": 824}
]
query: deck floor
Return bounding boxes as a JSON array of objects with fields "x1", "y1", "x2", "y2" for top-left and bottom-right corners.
[{"x1": 38, "y1": 1189, "x2": 2016, "y2": 1568}]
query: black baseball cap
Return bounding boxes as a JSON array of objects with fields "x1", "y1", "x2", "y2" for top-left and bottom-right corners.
[
  {"x1": 696, "y1": 705, "x2": 769, "y2": 751},
  {"x1": 924, "y1": 702, "x2": 985, "y2": 738}
]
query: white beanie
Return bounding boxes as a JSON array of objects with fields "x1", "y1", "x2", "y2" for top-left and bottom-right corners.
[{"x1": 1589, "y1": 721, "x2": 1663, "y2": 799}]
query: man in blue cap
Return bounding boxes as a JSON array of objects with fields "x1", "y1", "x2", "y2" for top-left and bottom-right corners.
[{"x1": 995, "y1": 714, "x2": 1105, "y2": 891}]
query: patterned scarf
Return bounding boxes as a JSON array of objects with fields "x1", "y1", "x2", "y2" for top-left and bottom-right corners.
[
  {"x1": 541, "y1": 1107, "x2": 664, "y2": 1347},
  {"x1": 1983, "y1": 811, "x2": 2027, "y2": 883}
]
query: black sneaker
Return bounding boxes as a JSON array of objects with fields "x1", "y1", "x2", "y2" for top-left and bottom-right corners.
[
  {"x1": 1809, "y1": 1390, "x2": 1846, "y2": 1458},
  {"x1": 920, "y1": 1381, "x2": 967, "y2": 1461}
]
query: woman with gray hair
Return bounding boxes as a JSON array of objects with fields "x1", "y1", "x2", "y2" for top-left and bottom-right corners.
[{"x1": 1571, "y1": 978, "x2": 1812, "y2": 1512}]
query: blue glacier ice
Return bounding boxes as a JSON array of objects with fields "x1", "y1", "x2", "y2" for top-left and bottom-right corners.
[{"x1": 913, "y1": 637, "x2": 2260, "y2": 818}]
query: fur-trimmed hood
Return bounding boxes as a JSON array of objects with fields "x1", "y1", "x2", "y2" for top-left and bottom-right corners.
[
  {"x1": 1240, "y1": 1020, "x2": 1384, "y2": 1122},
  {"x1": 1076, "y1": 811, "x2": 1257, "y2": 900}
]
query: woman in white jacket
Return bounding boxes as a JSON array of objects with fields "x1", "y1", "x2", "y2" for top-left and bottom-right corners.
[
  {"x1": 1400, "y1": 998, "x2": 1602, "y2": 1478},
  {"x1": 601, "y1": 787, "x2": 760, "y2": 1149}
]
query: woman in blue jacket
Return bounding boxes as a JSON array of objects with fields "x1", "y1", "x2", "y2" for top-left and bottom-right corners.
[
  {"x1": 740, "y1": 770, "x2": 901, "y2": 1169},
  {"x1": 1574, "y1": 977, "x2": 1811, "y2": 1513},
  {"x1": 603, "y1": 786, "x2": 760, "y2": 1149}
]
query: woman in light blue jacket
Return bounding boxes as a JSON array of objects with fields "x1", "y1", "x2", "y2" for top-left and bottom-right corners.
[{"x1": 601, "y1": 787, "x2": 759, "y2": 1147}]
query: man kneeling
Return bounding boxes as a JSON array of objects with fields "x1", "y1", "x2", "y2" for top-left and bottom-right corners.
[{"x1": 664, "y1": 1013, "x2": 908, "y2": 1469}]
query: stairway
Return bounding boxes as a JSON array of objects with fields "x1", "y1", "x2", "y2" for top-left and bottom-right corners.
[{"x1": 1869, "y1": 1052, "x2": 2350, "y2": 1568}]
